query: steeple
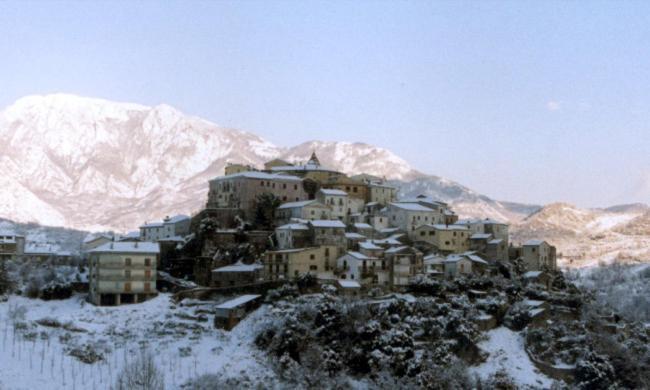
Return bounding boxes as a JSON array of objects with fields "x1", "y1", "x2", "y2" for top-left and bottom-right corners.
[{"x1": 307, "y1": 150, "x2": 321, "y2": 166}]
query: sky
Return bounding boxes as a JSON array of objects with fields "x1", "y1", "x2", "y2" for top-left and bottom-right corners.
[{"x1": 0, "y1": 0, "x2": 648, "y2": 207}]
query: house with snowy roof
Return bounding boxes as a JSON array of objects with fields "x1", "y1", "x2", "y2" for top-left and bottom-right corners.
[
  {"x1": 88, "y1": 241, "x2": 160, "y2": 306},
  {"x1": 443, "y1": 252, "x2": 489, "y2": 278},
  {"x1": 139, "y1": 214, "x2": 191, "y2": 242},
  {"x1": 423, "y1": 253, "x2": 445, "y2": 277},
  {"x1": 337, "y1": 251, "x2": 389, "y2": 287},
  {"x1": 316, "y1": 188, "x2": 350, "y2": 221},
  {"x1": 0, "y1": 230, "x2": 25, "y2": 261},
  {"x1": 308, "y1": 220, "x2": 347, "y2": 252},
  {"x1": 275, "y1": 199, "x2": 332, "y2": 224},
  {"x1": 386, "y1": 202, "x2": 440, "y2": 237},
  {"x1": 522, "y1": 239, "x2": 557, "y2": 271},
  {"x1": 211, "y1": 261, "x2": 264, "y2": 288},
  {"x1": 275, "y1": 222, "x2": 311, "y2": 249},
  {"x1": 385, "y1": 246, "x2": 423, "y2": 289},
  {"x1": 414, "y1": 224, "x2": 470, "y2": 254},
  {"x1": 263, "y1": 246, "x2": 338, "y2": 281}
]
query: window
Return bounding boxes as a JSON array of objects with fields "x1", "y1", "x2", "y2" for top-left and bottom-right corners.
[
  {"x1": 325, "y1": 248, "x2": 329, "y2": 256},
  {"x1": 144, "y1": 258, "x2": 151, "y2": 267},
  {"x1": 145, "y1": 270, "x2": 151, "y2": 279},
  {"x1": 125, "y1": 258, "x2": 132, "y2": 266},
  {"x1": 125, "y1": 270, "x2": 131, "y2": 279},
  {"x1": 294, "y1": 270, "x2": 299, "y2": 277},
  {"x1": 260, "y1": 181, "x2": 264, "y2": 186},
  {"x1": 420, "y1": 231, "x2": 425, "y2": 236},
  {"x1": 144, "y1": 282, "x2": 151, "y2": 292},
  {"x1": 309, "y1": 265, "x2": 317, "y2": 271},
  {"x1": 310, "y1": 254, "x2": 315, "y2": 260},
  {"x1": 294, "y1": 184, "x2": 298, "y2": 190},
  {"x1": 124, "y1": 282, "x2": 132, "y2": 292},
  {"x1": 283, "y1": 183, "x2": 287, "y2": 189},
  {"x1": 284, "y1": 264, "x2": 288, "y2": 273}
]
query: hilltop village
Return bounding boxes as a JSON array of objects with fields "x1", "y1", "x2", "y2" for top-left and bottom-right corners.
[
  {"x1": 58, "y1": 152, "x2": 556, "y2": 308},
  {"x1": 2, "y1": 153, "x2": 650, "y2": 389}
]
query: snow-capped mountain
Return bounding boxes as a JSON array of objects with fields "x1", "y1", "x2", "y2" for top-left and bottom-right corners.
[{"x1": 0, "y1": 94, "x2": 424, "y2": 231}]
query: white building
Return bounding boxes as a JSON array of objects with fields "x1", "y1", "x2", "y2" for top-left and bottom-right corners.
[
  {"x1": 275, "y1": 223, "x2": 310, "y2": 249},
  {"x1": 386, "y1": 202, "x2": 438, "y2": 237},
  {"x1": 316, "y1": 189, "x2": 349, "y2": 221},
  {"x1": 139, "y1": 215, "x2": 191, "y2": 242},
  {"x1": 0, "y1": 230, "x2": 25, "y2": 261},
  {"x1": 337, "y1": 251, "x2": 389, "y2": 286},
  {"x1": 88, "y1": 241, "x2": 160, "y2": 306}
]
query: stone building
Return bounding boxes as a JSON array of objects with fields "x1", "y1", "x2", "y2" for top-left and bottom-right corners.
[
  {"x1": 386, "y1": 202, "x2": 439, "y2": 237},
  {"x1": 523, "y1": 239, "x2": 557, "y2": 271},
  {"x1": 413, "y1": 224, "x2": 470, "y2": 254},
  {"x1": 207, "y1": 171, "x2": 306, "y2": 219},
  {"x1": 264, "y1": 246, "x2": 337, "y2": 281}
]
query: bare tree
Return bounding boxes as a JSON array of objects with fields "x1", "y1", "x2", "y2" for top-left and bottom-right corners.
[{"x1": 115, "y1": 348, "x2": 164, "y2": 390}]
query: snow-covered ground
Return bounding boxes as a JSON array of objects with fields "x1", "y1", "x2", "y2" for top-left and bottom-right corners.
[
  {"x1": 470, "y1": 327, "x2": 553, "y2": 389},
  {"x1": 0, "y1": 294, "x2": 274, "y2": 389}
]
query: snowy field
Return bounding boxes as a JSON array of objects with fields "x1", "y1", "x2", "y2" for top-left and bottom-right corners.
[
  {"x1": 0, "y1": 294, "x2": 275, "y2": 389},
  {"x1": 470, "y1": 327, "x2": 553, "y2": 389}
]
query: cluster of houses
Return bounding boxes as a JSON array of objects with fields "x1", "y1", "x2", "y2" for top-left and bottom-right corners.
[
  {"x1": 0, "y1": 230, "x2": 74, "y2": 262},
  {"x1": 204, "y1": 153, "x2": 557, "y2": 295},
  {"x1": 2, "y1": 152, "x2": 557, "y2": 310}
]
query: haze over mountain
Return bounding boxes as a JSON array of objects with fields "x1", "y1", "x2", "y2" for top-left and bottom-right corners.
[{"x1": 0, "y1": 94, "x2": 478, "y2": 230}]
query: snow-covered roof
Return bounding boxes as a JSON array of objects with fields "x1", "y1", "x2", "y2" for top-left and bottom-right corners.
[
  {"x1": 213, "y1": 171, "x2": 303, "y2": 182},
  {"x1": 338, "y1": 280, "x2": 361, "y2": 289},
  {"x1": 524, "y1": 239, "x2": 545, "y2": 246},
  {"x1": 488, "y1": 239, "x2": 504, "y2": 245},
  {"x1": 89, "y1": 241, "x2": 160, "y2": 254},
  {"x1": 309, "y1": 220, "x2": 346, "y2": 228},
  {"x1": 277, "y1": 200, "x2": 318, "y2": 209},
  {"x1": 359, "y1": 241, "x2": 383, "y2": 250},
  {"x1": 277, "y1": 223, "x2": 309, "y2": 231},
  {"x1": 385, "y1": 245, "x2": 410, "y2": 254},
  {"x1": 378, "y1": 227, "x2": 400, "y2": 234},
  {"x1": 318, "y1": 188, "x2": 348, "y2": 196},
  {"x1": 345, "y1": 232, "x2": 366, "y2": 240},
  {"x1": 215, "y1": 294, "x2": 261, "y2": 309},
  {"x1": 482, "y1": 218, "x2": 507, "y2": 225},
  {"x1": 346, "y1": 251, "x2": 371, "y2": 260},
  {"x1": 389, "y1": 202, "x2": 434, "y2": 212},
  {"x1": 24, "y1": 244, "x2": 57, "y2": 255},
  {"x1": 425, "y1": 224, "x2": 469, "y2": 231},
  {"x1": 83, "y1": 233, "x2": 112, "y2": 243},
  {"x1": 471, "y1": 233, "x2": 493, "y2": 240},
  {"x1": 353, "y1": 222, "x2": 373, "y2": 230},
  {"x1": 444, "y1": 253, "x2": 488, "y2": 265},
  {"x1": 212, "y1": 261, "x2": 263, "y2": 273},
  {"x1": 523, "y1": 271, "x2": 543, "y2": 279},
  {"x1": 424, "y1": 254, "x2": 445, "y2": 265}
]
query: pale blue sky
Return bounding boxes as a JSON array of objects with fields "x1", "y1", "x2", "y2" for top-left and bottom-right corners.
[{"x1": 1, "y1": 1, "x2": 648, "y2": 207}]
